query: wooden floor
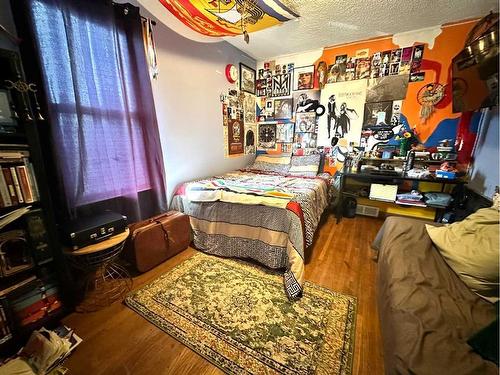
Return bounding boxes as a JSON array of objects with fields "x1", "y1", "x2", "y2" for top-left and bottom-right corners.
[{"x1": 62, "y1": 215, "x2": 385, "y2": 375}]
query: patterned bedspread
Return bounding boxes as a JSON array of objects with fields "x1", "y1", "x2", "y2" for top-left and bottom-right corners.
[{"x1": 171, "y1": 171, "x2": 330, "y2": 300}]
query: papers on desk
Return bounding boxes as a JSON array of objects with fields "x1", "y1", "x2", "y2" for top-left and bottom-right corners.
[{"x1": 369, "y1": 184, "x2": 398, "y2": 202}]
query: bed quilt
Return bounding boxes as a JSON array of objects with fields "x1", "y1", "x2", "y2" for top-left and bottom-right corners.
[{"x1": 171, "y1": 171, "x2": 330, "y2": 300}]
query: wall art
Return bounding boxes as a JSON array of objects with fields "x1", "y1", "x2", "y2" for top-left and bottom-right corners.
[
  {"x1": 276, "y1": 122, "x2": 295, "y2": 143},
  {"x1": 271, "y1": 73, "x2": 291, "y2": 97},
  {"x1": 244, "y1": 124, "x2": 257, "y2": 154},
  {"x1": 243, "y1": 93, "x2": 256, "y2": 124},
  {"x1": 356, "y1": 57, "x2": 371, "y2": 79},
  {"x1": 293, "y1": 90, "x2": 325, "y2": 116},
  {"x1": 363, "y1": 101, "x2": 393, "y2": 128},
  {"x1": 258, "y1": 123, "x2": 277, "y2": 150},
  {"x1": 319, "y1": 80, "x2": 367, "y2": 147},
  {"x1": 296, "y1": 112, "x2": 317, "y2": 133},
  {"x1": 293, "y1": 65, "x2": 315, "y2": 91},
  {"x1": 227, "y1": 118, "x2": 244, "y2": 155},
  {"x1": 274, "y1": 98, "x2": 293, "y2": 119},
  {"x1": 240, "y1": 63, "x2": 256, "y2": 94},
  {"x1": 317, "y1": 61, "x2": 328, "y2": 89},
  {"x1": 366, "y1": 75, "x2": 409, "y2": 103}
]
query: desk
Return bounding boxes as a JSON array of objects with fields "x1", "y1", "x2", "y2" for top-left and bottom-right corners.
[
  {"x1": 335, "y1": 171, "x2": 466, "y2": 224},
  {"x1": 64, "y1": 228, "x2": 132, "y2": 312}
]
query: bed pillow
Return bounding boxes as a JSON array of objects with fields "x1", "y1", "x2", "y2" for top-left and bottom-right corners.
[
  {"x1": 426, "y1": 207, "x2": 500, "y2": 302},
  {"x1": 288, "y1": 155, "x2": 321, "y2": 177},
  {"x1": 249, "y1": 154, "x2": 291, "y2": 174}
]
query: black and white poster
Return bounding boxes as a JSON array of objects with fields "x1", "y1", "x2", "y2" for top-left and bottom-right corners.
[
  {"x1": 296, "y1": 112, "x2": 316, "y2": 133},
  {"x1": 258, "y1": 123, "x2": 277, "y2": 150},
  {"x1": 318, "y1": 80, "x2": 367, "y2": 146},
  {"x1": 363, "y1": 101, "x2": 393, "y2": 128},
  {"x1": 274, "y1": 98, "x2": 293, "y2": 119},
  {"x1": 272, "y1": 73, "x2": 291, "y2": 97},
  {"x1": 293, "y1": 90, "x2": 325, "y2": 116},
  {"x1": 366, "y1": 75, "x2": 409, "y2": 103}
]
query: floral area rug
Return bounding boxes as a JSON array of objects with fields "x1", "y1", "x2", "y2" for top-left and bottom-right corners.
[{"x1": 125, "y1": 253, "x2": 356, "y2": 375}]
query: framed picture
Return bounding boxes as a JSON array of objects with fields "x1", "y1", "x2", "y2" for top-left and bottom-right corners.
[
  {"x1": 0, "y1": 89, "x2": 16, "y2": 127},
  {"x1": 296, "y1": 112, "x2": 316, "y2": 133},
  {"x1": 293, "y1": 65, "x2": 315, "y2": 91},
  {"x1": 240, "y1": 63, "x2": 256, "y2": 94},
  {"x1": 258, "y1": 123, "x2": 277, "y2": 150},
  {"x1": 274, "y1": 98, "x2": 293, "y2": 119}
]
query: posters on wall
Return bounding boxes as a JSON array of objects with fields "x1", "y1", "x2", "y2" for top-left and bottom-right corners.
[
  {"x1": 296, "y1": 112, "x2": 316, "y2": 132},
  {"x1": 293, "y1": 90, "x2": 323, "y2": 115},
  {"x1": 272, "y1": 74, "x2": 291, "y2": 97},
  {"x1": 366, "y1": 75, "x2": 409, "y2": 103},
  {"x1": 227, "y1": 118, "x2": 244, "y2": 155},
  {"x1": 318, "y1": 80, "x2": 368, "y2": 147},
  {"x1": 274, "y1": 98, "x2": 293, "y2": 119},
  {"x1": 363, "y1": 101, "x2": 393, "y2": 128},
  {"x1": 258, "y1": 123, "x2": 277, "y2": 150},
  {"x1": 243, "y1": 93, "x2": 256, "y2": 124},
  {"x1": 276, "y1": 122, "x2": 295, "y2": 143},
  {"x1": 360, "y1": 100, "x2": 403, "y2": 151},
  {"x1": 293, "y1": 65, "x2": 315, "y2": 90},
  {"x1": 244, "y1": 124, "x2": 257, "y2": 154}
]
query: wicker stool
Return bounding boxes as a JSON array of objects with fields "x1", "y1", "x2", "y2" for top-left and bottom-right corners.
[{"x1": 64, "y1": 228, "x2": 132, "y2": 312}]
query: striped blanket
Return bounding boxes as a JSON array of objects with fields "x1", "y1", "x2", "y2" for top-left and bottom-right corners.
[{"x1": 171, "y1": 171, "x2": 330, "y2": 300}]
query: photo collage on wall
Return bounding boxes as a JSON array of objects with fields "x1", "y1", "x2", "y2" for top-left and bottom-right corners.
[{"x1": 224, "y1": 43, "x2": 422, "y2": 162}]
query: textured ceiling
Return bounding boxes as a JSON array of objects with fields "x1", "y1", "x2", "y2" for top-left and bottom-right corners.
[{"x1": 225, "y1": 0, "x2": 499, "y2": 60}]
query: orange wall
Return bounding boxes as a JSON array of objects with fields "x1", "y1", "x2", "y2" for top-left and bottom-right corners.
[{"x1": 316, "y1": 20, "x2": 478, "y2": 143}]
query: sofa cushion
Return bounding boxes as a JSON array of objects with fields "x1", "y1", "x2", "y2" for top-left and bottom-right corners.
[{"x1": 426, "y1": 207, "x2": 499, "y2": 302}]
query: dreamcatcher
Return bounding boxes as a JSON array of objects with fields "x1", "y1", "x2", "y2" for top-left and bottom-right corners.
[{"x1": 417, "y1": 83, "x2": 446, "y2": 123}]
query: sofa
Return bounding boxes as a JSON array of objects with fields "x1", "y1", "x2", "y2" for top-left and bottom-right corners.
[{"x1": 372, "y1": 216, "x2": 497, "y2": 374}]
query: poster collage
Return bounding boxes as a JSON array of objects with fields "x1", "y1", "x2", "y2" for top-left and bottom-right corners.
[{"x1": 222, "y1": 44, "x2": 426, "y2": 163}]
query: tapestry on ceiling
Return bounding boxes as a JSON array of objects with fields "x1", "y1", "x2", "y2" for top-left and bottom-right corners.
[{"x1": 158, "y1": 0, "x2": 299, "y2": 37}]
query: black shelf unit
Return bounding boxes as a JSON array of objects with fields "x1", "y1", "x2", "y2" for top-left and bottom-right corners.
[{"x1": 0, "y1": 48, "x2": 71, "y2": 357}]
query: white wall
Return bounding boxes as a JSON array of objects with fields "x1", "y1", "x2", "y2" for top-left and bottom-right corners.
[{"x1": 144, "y1": 13, "x2": 256, "y2": 203}]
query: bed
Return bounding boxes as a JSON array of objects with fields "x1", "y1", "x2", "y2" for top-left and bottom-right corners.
[{"x1": 171, "y1": 167, "x2": 331, "y2": 300}]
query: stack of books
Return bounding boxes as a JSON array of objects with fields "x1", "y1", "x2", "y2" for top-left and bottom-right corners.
[
  {"x1": 0, "y1": 149, "x2": 40, "y2": 208},
  {"x1": 0, "y1": 326, "x2": 82, "y2": 375}
]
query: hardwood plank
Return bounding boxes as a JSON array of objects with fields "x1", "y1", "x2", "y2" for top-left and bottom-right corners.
[{"x1": 62, "y1": 215, "x2": 385, "y2": 374}]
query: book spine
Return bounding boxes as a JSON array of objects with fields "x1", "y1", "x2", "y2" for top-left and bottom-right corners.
[
  {"x1": 10, "y1": 167, "x2": 24, "y2": 204},
  {"x1": 16, "y1": 166, "x2": 34, "y2": 203},
  {"x1": 2, "y1": 168, "x2": 18, "y2": 205},
  {"x1": 0, "y1": 170, "x2": 12, "y2": 207},
  {"x1": 26, "y1": 162, "x2": 40, "y2": 202}
]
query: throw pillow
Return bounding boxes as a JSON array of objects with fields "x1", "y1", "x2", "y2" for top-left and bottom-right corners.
[
  {"x1": 426, "y1": 207, "x2": 500, "y2": 302},
  {"x1": 288, "y1": 155, "x2": 321, "y2": 177},
  {"x1": 249, "y1": 154, "x2": 291, "y2": 174}
]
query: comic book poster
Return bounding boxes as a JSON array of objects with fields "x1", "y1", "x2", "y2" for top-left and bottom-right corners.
[
  {"x1": 228, "y1": 118, "x2": 244, "y2": 155},
  {"x1": 318, "y1": 80, "x2": 367, "y2": 147}
]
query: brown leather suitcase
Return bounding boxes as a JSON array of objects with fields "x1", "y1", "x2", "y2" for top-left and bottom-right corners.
[{"x1": 123, "y1": 211, "x2": 191, "y2": 272}]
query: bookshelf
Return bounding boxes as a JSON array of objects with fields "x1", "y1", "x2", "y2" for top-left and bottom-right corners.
[{"x1": 0, "y1": 48, "x2": 69, "y2": 356}]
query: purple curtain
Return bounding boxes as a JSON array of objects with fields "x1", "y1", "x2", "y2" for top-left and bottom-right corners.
[{"x1": 25, "y1": 0, "x2": 166, "y2": 221}]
